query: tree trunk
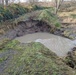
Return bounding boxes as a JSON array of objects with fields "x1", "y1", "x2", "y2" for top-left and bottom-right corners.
[
  {"x1": 2, "y1": 0, "x2": 4, "y2": 6},
  {"x1": 54, "y1": 0, "x2": 63, "y2": 14},
  {"x1": 5, "y1": 0, "x2": 9, "y2": 6}
]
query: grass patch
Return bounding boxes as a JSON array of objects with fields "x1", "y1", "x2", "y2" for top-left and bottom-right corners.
[
  {"x1": 0, "y1": 38, "x2": 10, "y2": 50},
  {"x1": 38, "y1": 9, "x2": 61, "y2": 28},
  {"x1": 3, "y1": 40, "x2": 24, "y2": 51},
  {"x1": 0, "y1": 57, "x2": 8, "y2": 63},
  {"x1": 0, "y1": 40, "x2": 75, "y2": 75}
]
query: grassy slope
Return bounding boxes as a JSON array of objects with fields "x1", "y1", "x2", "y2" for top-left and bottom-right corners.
[{"x1": 0, "y1": 40, "x2": 75, "y2": 75}]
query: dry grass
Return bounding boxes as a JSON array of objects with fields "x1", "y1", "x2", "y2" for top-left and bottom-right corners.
[{"x1": 58, "y1": 11, "x2": 76, "y2": 23}]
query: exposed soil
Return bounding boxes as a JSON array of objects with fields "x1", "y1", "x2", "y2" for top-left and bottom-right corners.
[
  {"x1": 0, "y1": 19, "x2": 51, "y2": 42},
  {"x1": 65, "y1": 47, "x2": 76, "y2": 69}
]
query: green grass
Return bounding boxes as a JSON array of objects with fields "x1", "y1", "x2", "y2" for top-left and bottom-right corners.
[
  {"x1": 0, "y1": 4, "x2": 28, "y2": 22},
  {"x1": 0, "y1": 40, "x2": 75, "y2": 75},
  {"x1": 38, "y1": 9, "x2": 61, "y2": 28},
  {"x1": 0, "y1": 57, "x2": 8, "y2": 63}
]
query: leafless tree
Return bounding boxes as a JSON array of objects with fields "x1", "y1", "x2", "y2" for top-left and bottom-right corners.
[
  {"x1": 5, "y1": 0, "x2": 9, "y2": 6},
  {"x1": 0, "y1": 0, "x2": 2, "y2": 4},
  {"x1": 52, "y1": 0, "x2": 64, "y2": 14},
  {"x1": 1, "y1": 0, "x2": 4, "y2": 6}
]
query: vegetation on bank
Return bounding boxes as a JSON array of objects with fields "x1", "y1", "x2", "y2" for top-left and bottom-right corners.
[
  {"x1": 0, "y1": 8, "x2": 61, "y2": 36},
  {"x1": 0, "y1": 40, "x2": 75, "y2": 75},
  {"x1": 14, "y1": 8, "x2": 60, "y2": 28},
  {"x1": 38, "y1": 9, "x2": 61, "y2": 28},
  {"x1": 0, "y1": 4, "x2": 28, "y2": 22},
  {"x1": 0, "y1": 3, "x2": 52, "y2": 22}
]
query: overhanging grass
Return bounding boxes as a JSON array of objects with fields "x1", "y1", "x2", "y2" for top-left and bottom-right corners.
[{"x1": 38, "y1": 9, "x2": 61, "y2": 28}]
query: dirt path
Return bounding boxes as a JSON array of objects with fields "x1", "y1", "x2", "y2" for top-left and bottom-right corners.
[{"x1": 15, "y1": 32, "x2": 76, "y2": 57}]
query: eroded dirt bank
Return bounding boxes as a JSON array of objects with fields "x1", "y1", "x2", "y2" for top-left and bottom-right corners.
[
  {"x1": 0, "y1": 20, "x2": 51, "y2": 42},
  {"x1": 0, "y1": 18, "x2": 76, "y2": 43}
]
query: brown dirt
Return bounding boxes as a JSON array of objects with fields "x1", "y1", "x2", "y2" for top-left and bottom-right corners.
[
  {"x1": 0, "y1": 20, "x2": 51, "y2": 41},
  {"x1": 65, "y1": 47, "x2": 76, "y2": 69}
]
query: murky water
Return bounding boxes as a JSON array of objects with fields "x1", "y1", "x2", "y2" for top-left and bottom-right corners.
[{"x1": 15, "y1": 32, "x2": 76, "y2": 57}]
